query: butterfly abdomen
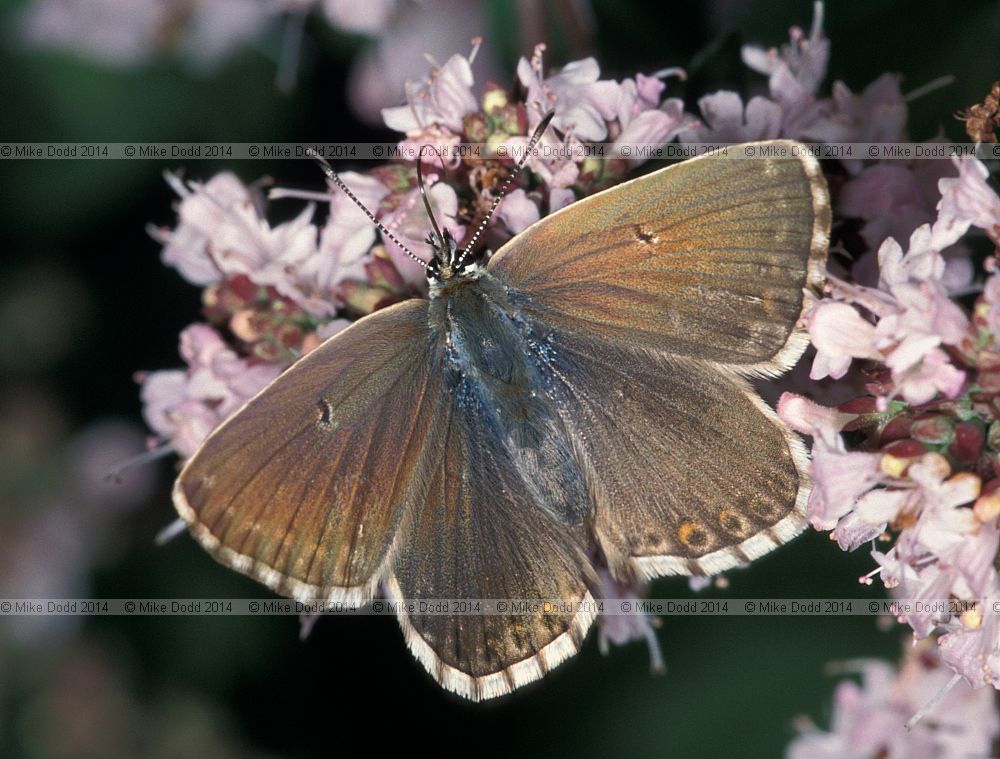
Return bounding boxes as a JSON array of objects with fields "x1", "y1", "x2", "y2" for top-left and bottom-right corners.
[{"x1": 430, "y1": 275, "x2": 589, "y2": 526}]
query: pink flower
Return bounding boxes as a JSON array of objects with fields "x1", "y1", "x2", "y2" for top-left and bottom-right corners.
[
  {"x1": 607, "y1": 72, "x2": 696, "y2": 164},
  {"x1": 613, "y1": 102, "x2": 692, "y2": 167},
  {"x1": 548, "y1": 187, "x2": 576, "y2": 213},
  {"x1": 505, "y1": 129, "x2": 581, "y2": 190},
  {"x1": 961, "y1": 522, "x2": 1000, "y2": 597},
  {"x1": 346, "y1": 1, "x2": 495, "y2": 124},
  {"x1": 830, "y1": 510, "x2": 888, "y2": 552},
  {"x1": 803, "y1": 73, "x2": 906, "y2": 146},
  {"x1": 876, "y1": 227, "x2": 945, "y2": 288},
  {"x1": 824, "y1": 227, "x2": 971, "y2": 405},
  {"x1": 741, "y1": 2, "x2": 830, "y2": 137},
  {"x1": 140, "y1": 324, "x2": 281, "y2": 458},
  {"x1": 495, "y1": 188, "x2": 540, "y2": 235},
  {"x1": 517, "y1": 46, "x2": 622, "y2": 142},
  {"x1": 886, "y1": 347, "x2": 965, "y2": 406},
  {"x1": 382, "y1": 51, "x2": 478, "y2": 134},
  {"x1": 933, "y1": 156, "x2": 1000, "y2": 249},
  {"x1": 396, "y1": 126, "x2": 464, "y2": 169},
  {"x1": 806, "y1": 302, "x2": 882, "y2": 380},
  {"x1": 777, "y1": 393, "x2": 883, "y2": 530},
  {"x1": 854, "y1": 450, "x2": 995, "y2": 650},
  {"x1": 320, "y1": 0, "x2": 397, "y2": 34},
  {"x1": 20, "y1": 0, "x2": 275, "y2": 69},
  {"x1": 155, "y1": 172, "x2": 350, "y2": 317},
  {"x1": 680, "y1": 91, "x2": 782, "y2": 144},
  {"x1": 741, "y1": 2, "x2": 829, "y2": 97},
  {"x1": 155, "y1": 171, "x2": 252, "y2": 286},
  {"x1": 787, "y1": 643, "x2": 1000, "y2": 758},
  {"x1": 312, "y1": 171, "x2": 391, "y2": 290},
  {"x1": 808, "y1": 445, "x2": 885, "y2": 531},
  {"x1": 904, "y1": 456, "x2": 980, "y2": 545},
  {"x1": 209, "y1": 202, "x2": 325, "y2": 310},
  {"x1": 839, "y1": 165, "x2": 933, "y2": 252},
  {"x1": 939, "y1": 594, "x2": 1000, "y2": 687},
  {"x1": 19, "y1": 0, "x2": 168, "y2": 66},
  {"x1": 179, "y1": 0, "x2": 274, "y2": 69},
  {"x1": 776, "y1": 393, "x2": 858, "y2": 435},
  {"x1": 379, "y1": 180, "x2": 464, "y2": 289},
  {"x1": 593, "y1": 567, "x2": 664, "y2": 673}
]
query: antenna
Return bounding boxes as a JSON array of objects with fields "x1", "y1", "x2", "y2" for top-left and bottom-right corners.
[
  {"x1": 416, "y1": 145, "x2": 446, "y2": 250},
  {"x1": 309, "y1": 151, "x2": 429, "y2": 270},
  {"x1": 456, "y1": 110, "x2": 555, "y2": 265}
]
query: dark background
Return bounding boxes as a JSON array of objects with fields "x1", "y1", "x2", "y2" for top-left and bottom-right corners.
[{"x1": 2, "y1": 1, "x2": 998, "y2": 756}]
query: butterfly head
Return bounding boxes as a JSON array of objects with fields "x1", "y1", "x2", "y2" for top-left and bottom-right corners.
[
  {"x1": 313, "y1": 111, "x2": 554, "y2": 300},
  {"x1": 426, "y1": 228, "x2": 484, "y2": 295}
]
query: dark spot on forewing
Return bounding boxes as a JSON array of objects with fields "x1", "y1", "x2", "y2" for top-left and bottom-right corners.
[
  {"x1": 316, "y1": 399, "x2": 334, "y2": 428},
  {"x1": 633, "y1": 224, "x2": 659, "y2": 245}
]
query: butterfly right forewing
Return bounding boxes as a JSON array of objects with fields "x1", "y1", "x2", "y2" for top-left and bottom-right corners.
[{"x1": 488, "y1": 141, "x2": 829, "y2": 376}]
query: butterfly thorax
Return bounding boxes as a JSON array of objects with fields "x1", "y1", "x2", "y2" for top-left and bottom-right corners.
[{"x1": 428, "y1": 272, "x2": 590, "y2": 525}]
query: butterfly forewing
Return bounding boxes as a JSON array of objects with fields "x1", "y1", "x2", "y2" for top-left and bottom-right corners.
[
  {"x1": 488, "y1": 141, "x2": 829, "y2": 374},
  {"x1": 174, "y1": 299, "x2": 443, "y2": 602}
]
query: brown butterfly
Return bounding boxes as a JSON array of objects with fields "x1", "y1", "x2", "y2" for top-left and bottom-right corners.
[{"x1": 173, "y1": 128, "x2": 830, "y2": 700}]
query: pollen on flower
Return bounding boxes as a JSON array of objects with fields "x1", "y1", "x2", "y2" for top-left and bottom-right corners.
[
  {"x1": 879, "y1": 452, "x2": 913, "y2": 478},
  {"x1": 959, "y1": 606, "x2": 983, "y2": 630},
  {"x1": 973, "y1": 491, "x2": 1000, "y2": 522}
]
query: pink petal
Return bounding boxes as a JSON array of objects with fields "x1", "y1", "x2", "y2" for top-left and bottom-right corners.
[
  {"x1": 933, "y1": 157, "x2": 1000, "y2": 249},
  {"x1": 807, "y1": 302, "x2": 880, "y2": 379},
  {"x1": 495, "y1": 189, "x2": 540, "y2": 235},
  {"x1": 776, "y1": 392, "x2": 855, "y2": 437}
]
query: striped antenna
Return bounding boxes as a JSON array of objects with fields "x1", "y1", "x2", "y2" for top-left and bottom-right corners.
[
  {"x1": 309, "y1": 150, "x2": 428, "y2": 270},
  {"x1": 416, "y1": 145, "x2": 446, "y2": 250},
  {"x1": 456, "y1": 111, "x2": 555, "y2": 265}
]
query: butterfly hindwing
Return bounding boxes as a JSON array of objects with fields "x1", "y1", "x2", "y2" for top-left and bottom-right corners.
[
  {"x1": 386, "y1": 380, "x2": 597, "y2": 700},
  {"x1": 528, "y1": 326, "x2": 809, "y2": 581},
  {"x1": 385, "y1": 287, "x2": 599, "y2": 700}
]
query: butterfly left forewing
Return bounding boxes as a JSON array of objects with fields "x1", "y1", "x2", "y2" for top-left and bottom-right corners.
[{"x1": 174, "y1": 299, "x2": 442, "y2": 602}]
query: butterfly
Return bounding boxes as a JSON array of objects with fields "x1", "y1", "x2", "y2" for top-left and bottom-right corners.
[{"x1": 172, "y1": 118, "x2": 830, "y2": 701}]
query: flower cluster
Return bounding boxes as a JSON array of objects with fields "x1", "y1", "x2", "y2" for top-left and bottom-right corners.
[
  {"x1": 16, "y1": 0, "x2": 505, "y2": 119},
  {"x1": 682, "y1": 2, "x2": 965, "y2": 291},
  {"x1": 787, "y1": 641, "x2": 999, "y2": 758},
  {"x1": 16, "y1": 0, "x2": 499, "y2": 115},
  {"x1": 778, "y1": 155, "x2": 1000, "y2": 692},
  {"x1": 681, "y1": 0, "x2": 1000, "y2": 697},
  {"x1": 19, "y1": 0, "x2": 281, "y2": 69}
]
